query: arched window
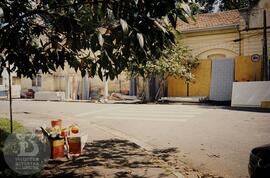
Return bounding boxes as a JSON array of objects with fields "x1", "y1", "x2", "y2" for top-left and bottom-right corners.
[
  {"x1": 196, "y1": 48, "x2": 238, "y2": 59},
  {"x1": 207, "y1": 54, "x2": 226, "y2": 60}
]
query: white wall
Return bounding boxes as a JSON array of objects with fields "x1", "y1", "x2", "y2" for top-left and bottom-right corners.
[
  {"x1": 0, "y1": 69, "x2": 21, "y2": 98},
  {"x1": 231, "y1": 81, "x2": 270, "y2": 107},
  {"x1": 0, "y1": 68, "x2": 9, "y2": 86}
]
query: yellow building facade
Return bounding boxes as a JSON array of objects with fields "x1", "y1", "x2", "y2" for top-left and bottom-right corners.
[{"x1": 168, "y1": 0, "x2": 270, "y2": 98}]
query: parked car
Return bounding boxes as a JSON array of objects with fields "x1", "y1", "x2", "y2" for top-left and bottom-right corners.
[
  {"x1": 21, "y1": 89, "x2": 35, "y2": 98},
  {"x1": 249, "y1": 144, "x2": 270, "y2": 178}
]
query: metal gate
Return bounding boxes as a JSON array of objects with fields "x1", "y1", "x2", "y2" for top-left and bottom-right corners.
[{"x1": 210, "y1": 58, "x2": 234, "y2": 101}]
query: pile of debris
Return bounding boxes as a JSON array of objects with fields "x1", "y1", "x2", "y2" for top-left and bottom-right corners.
[{"x1": 99, "y1": 93, "x2": 142, "y2": 104}]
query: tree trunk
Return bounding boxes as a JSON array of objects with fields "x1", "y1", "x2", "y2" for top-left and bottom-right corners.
[
  {"x1": 154, "y1": 84, "x2": 161, "y2": 101},
  {"x1": 154, "y1": 78, "x2": 164, "y2": 100},
  {"x1": 154, "y1": 76, "x2": 169, "y2": 101},
  {"x1": 136, "y1": 78, "x2": 146, "y2": 102},
  {"x1": 8, "y1": 63, "x2": 13, "y2": 133}
]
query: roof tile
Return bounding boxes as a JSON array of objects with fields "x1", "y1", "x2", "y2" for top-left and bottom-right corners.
[{"x1": 177, "y1": 10, "x2": 240, "y2": 32}]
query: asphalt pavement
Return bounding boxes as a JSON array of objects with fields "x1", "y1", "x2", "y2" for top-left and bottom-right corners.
[{"x1": 0, "y1": 100, "x2": 269, "y2": 178}]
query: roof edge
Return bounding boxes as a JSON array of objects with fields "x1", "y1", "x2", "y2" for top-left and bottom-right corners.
[{"x1": 179, "y1": 24, "x2": 239, "y2": 33}]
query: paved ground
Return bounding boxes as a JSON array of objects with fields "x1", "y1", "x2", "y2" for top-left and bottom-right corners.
[
  {"x1": 0, "y1": 100, "x2": 270, "y2": 178},
  {"x1": 40, "y1": 139, "x2": 197, "y2": 178}
]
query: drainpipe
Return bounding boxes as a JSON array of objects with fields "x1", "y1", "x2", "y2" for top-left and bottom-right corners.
[
  {"x1": 236, "y1": 25, "x2": 242, "y2": 56},
  {"x1": 262, "y1": 10, "x2": 269, "y2": 80}
]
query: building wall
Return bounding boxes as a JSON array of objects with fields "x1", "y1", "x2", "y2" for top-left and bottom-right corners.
[
  {"x1": 42, "y1": 74, "x2": 56, "y2": 91},
  {"x1": 94, "y1": 73, "x2": 130, "y2": 95},
  {"x1": 168, "y1": 59, "x2": 212, "y2": 97},
  {"x1": 181, "y1": 29, "x2": 270, "y2": 59},
  {"x1": 235, "y1": 56, "x2": 262, "y2": 81},
  {"x1": 168, "y1": 4, "x2": 270, "y2": 98},
  {"x1": 21, "y1": 74, "x2": 56, "y2": 91},
  {"x1": 20, "y1": 78, "x2": 32, "y2": 90},
  {"x1": 247, "y1": 0, "x2": 270, "y2": 29},
  {"x1": 167, "y1": 77, "x2": 187, "y2": 97},
  {"x1": 168, "y1": 56, "x2": 263, "y2": 97},
  {"x1": 239, "y1": 1, "x2": 270, "y2": 56},
  {"x1": 258, "y1": 0, "x2": 270, "y2": 11},
  {"x1": 169, "y1": 30, "x2": 239, "y2": 97},
  {"x1": 189, "y1": 59, "x2": 212, "y2": 96},
  {"x1": 240, "y1": 29, "x2": 270, "y2": 56},
  {"x1": 0, "y1": 69, "x2": 22, "y2": 98},
  {"x1": 20, "y1": 66, "x2": 130, "y2": 100},
  {"x1": 180, "y1": 29, "x2": 239, "y2": 59},
  {"x1": 179, "y1": 2, "x2": 270, "y2": 58}
]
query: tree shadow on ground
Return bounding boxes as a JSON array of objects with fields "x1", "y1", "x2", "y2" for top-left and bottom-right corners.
[
  {"x1": 40, "y1": 139, "x2": 178, "y2": 178},
  {"x1": 0, "y1": 138, "x2": 223, "y2": 178}
]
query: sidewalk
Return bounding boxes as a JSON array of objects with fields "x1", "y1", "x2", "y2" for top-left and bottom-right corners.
[
  {"x1": 40, "y1": 138, "x2": 223, "y2": 178},
  {"x1": 41, "y1": 139, "x2": 183, "y2": 178}
]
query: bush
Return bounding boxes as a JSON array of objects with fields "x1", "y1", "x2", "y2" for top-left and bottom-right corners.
[
  {"x1": 0, "y1": 118, "x2": 28, "y2": 175},
  {"x1": 0, "y1": 118, "x2": 27, "y2": 149}
]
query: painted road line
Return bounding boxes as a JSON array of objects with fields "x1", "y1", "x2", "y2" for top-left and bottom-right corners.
[
  {"x1": 74, "y1": 106, "x2": 125, "y2": 117},
  {"x1": 93, "y1": 115, "x2": 189, "y2": 122},
  {"x1": 100, "y1": 112, "x2": 202, "y2": 117},
  {"x1": 115, "y1": 107, "x2": 206, "y2": 112},
  {"x1": 75, "y1": 108, "x2": 204, "y2": 118},
  {"x1": 110, "y1": 110, "x2": 204, "y2": 115}
]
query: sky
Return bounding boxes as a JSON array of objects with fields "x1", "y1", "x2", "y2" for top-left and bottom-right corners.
[{"x1": 212, "y1": 0, "x2": 221, "y2": 12}]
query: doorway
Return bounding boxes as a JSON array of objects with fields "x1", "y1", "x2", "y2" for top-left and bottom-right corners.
[{"x1": 210, "y1": 58, "x2": 234, "y2": 101}]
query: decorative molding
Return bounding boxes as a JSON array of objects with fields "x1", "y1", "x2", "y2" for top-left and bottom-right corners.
[{"x1": 195, "y1": 48, "x2": 238, "y2": 58}]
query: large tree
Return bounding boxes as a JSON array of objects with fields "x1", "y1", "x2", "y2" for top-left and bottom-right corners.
[
  {"x1": 0, "y1": 0, "x2": 198, "y2": 132},
  {"x1": 0, "y1": 0, "x2": 197, "y2": 80}
]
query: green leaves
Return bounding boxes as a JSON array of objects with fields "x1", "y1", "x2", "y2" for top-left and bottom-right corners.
[
  {"x1": 120, "y1": 18, "x2": 128, "y2": 34},
  {"x1": 97, "y1": 33, "x2": 104, "y2": 47},
  {"x1": 196, "y1": 0, "x2": 260, "y2": 13},
  {"x1": 0, "y1": 0, "x2": 197, "y2": 79},
  {"x1": 136, "y1": 33, "x2": 144, "y2": 49},
  {"x1": 128, "y1": 39, "x2": 199, "y2": 83}
]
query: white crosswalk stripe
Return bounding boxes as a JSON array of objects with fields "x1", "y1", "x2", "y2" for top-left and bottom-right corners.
[
  {"x1": 89, "y1": 106, "x2": 206, "y2": 122},
  {"x1": 93, "y1": 115, "x2": 189, "y2": 122}
]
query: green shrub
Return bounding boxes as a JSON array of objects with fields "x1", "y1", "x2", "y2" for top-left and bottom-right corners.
[{"x1": 0, "y1": 118, "x2": 27, "y2": 149}]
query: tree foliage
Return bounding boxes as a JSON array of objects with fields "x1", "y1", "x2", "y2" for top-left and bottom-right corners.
[
  {"x1": 219, "y1": 0, "x2": 260, "y2": 11},
  {"x1": 129, "y1": 38, "x2": 199, "y2": 100},
  {"x1": 0, "y1": 0, "x2": 198, "y2": 80},
  {"x1": 195, "y1": 0, "x2": 216, "y2": 13},
  {"x1": 195, "y1": 0, "x2": 261, "y2": 13},
  {"x1": 130, "y1": 41, "x2": 199, "y2": 82}
]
